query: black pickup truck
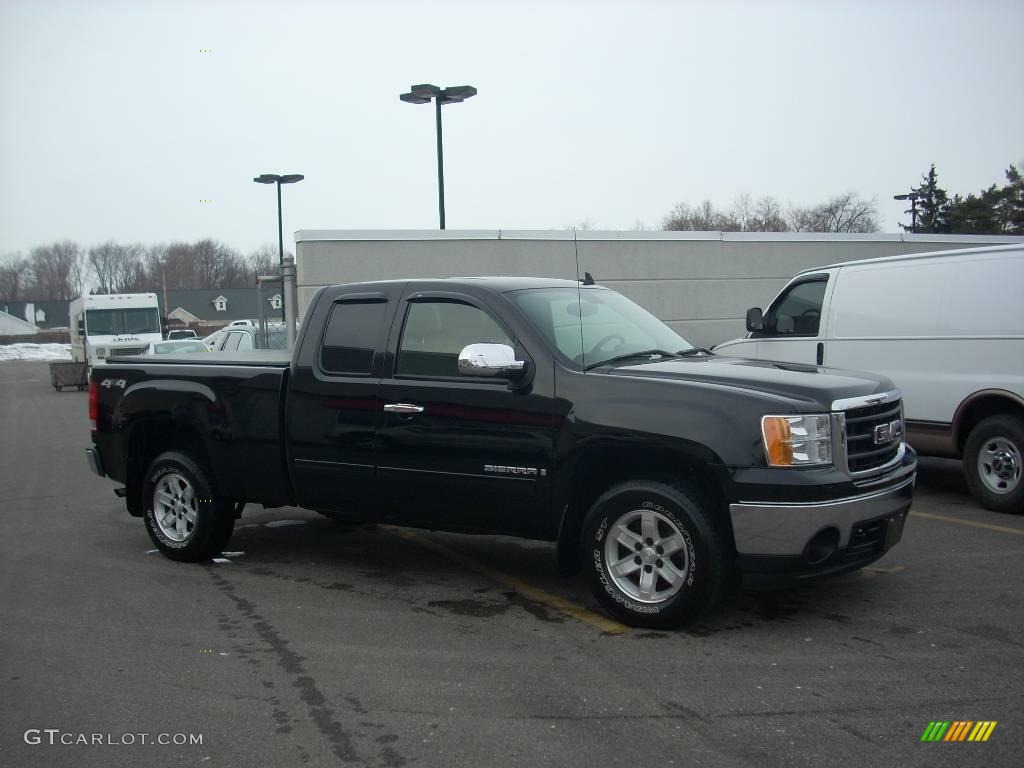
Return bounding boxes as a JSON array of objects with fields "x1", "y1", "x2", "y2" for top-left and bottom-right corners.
[{"x1": 86, "y1": 277, "x2": 915, "y2": 628}]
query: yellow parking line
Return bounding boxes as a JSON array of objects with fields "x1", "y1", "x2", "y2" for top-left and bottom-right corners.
[
  {"x1": 389, "y1": 528, "x2": 630, "y2": 635},
  {"x1": 910, "y1": 511, "x2": 1024, "y2": 536},
  {"x1": 862, "y1": 565, "x2": 905, "y2": 574}
]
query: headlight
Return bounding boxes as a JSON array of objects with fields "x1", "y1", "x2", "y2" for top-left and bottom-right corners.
[
  {"x1": 95, "y1": 347, "x2": 108, "y2": 359},
  {"x1": 761, "y1": 414, "x2": 832, "y2": 466}
]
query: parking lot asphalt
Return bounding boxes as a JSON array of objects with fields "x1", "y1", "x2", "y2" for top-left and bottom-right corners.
[{"x1": 1, "y1": 360, "x2": 1022, "y2": 768}]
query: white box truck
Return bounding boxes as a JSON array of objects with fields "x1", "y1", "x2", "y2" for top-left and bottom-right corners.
[
  {"x1": 714, "y1": 243, "x2": 1024, "y2": 513},
  {"x1": 69, "y1": 293, "x2": 163, "y2": 368}
]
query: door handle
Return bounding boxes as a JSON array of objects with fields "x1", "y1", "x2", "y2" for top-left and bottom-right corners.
[{"x1": 383, "y1": 403, "x2": 424, "y2": 414}]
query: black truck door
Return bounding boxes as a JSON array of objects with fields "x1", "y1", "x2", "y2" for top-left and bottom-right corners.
[
  {"x1": 375, "y1": 288, "x2": 558, "y2": 538},
  {"x1": 287, "y1": 286, "x2": 402, "y2": 515}
]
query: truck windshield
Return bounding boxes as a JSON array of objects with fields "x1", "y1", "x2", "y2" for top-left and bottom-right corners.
[
  {"x1": 86, "y1": 308, "x2": 161, "y2": 335},
  {"x1": 512, "y1": 287, "x2": 694, "y2": 370}
]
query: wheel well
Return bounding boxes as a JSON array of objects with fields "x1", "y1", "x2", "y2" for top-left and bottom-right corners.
[
  {"x1": 558, "y1": 445, "x2": 733, "y2": 571},
  {"x1": 125, "y1": 420, "x2": 212, "y2": 515},
  {"x1": 954, "y1": 393, "x2": 1024, "y2": 453}
]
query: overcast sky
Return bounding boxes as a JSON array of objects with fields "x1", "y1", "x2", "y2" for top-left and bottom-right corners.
[{"x1": 1, "y1": 0, "x2": 1021, "y2": 257}]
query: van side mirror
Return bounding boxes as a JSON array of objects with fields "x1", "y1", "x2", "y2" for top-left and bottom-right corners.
[
  {"x1": 77, "y1": 319, "x2": 85, "y2": 336},
  {"x1": 745, "y1": 307, "x2": 763, "y2": 332},
  {"x1": 458, "y1": 343, "x2": 526, "y2": 379}
]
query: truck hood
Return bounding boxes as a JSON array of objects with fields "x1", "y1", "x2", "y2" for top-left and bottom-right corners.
[{"x1": 605, "y1": 355, "x2": 893, "y2": 410}]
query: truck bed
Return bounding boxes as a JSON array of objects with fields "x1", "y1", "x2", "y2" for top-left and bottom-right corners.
[
  {"x1": 92, "y1": 349, "x2": 293, "y2": 508},
  {"x1": 113, "y1": 350, "x2": 292, "y2": 367}
]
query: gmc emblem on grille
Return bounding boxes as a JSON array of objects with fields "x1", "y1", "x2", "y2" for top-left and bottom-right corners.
[{"x1": 873, "y1": 419, "x2": 903, "y2": 445}]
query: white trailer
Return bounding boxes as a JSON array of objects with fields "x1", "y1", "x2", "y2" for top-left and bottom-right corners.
[{"x1": 69, "y1": 293, "x2": 163, "y2": 368}]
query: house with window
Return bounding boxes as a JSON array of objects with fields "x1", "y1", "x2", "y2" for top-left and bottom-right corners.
[
  {"x1": 0, "y1": 300, "x2": 73, "y2": 330},
  {"x1": 2, "y1": 288, "x2": 284, "y2": 335},
  {"x1": 159, "y1": 288, "x2": 284, "y2": 328}
]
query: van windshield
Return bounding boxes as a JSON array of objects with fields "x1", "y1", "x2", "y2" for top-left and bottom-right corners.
[
  {"x1": 512, "y1": 287, "x2": 694, "y2": 370},
  {"x1": 86, "y1": 308, "x2": 161, "y2": 335}
]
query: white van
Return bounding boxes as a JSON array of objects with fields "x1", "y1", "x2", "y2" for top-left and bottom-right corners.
[{"x1": 714, "y1": 243, "x2": 1024, "y2": 513}]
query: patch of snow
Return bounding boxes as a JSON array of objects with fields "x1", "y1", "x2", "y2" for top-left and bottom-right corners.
[
  {"x1": 265, "y1": 519, "x2": 306, "y2": 528},
  {"x1": 220, "y1": 551, "x2": 245, "y2": 557},
  {"x1": 0, "y1": 343, "x2": 72, "y2": 362},
  {"x1": 211, "y1": 557, "x2": 232, "y2": 564}
]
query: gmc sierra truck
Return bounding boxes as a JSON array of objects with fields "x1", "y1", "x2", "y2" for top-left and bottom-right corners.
[{"x1": 86, "y1": 277, "x2": 915, "y2": 628}]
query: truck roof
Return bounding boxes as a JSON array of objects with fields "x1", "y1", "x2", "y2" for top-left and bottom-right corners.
[{"x1": 327, "y1": 276, "x2": 595, "y2": 293}]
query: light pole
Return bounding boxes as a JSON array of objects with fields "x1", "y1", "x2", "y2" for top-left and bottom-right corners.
[
  {"x1": 254, "y1": 173, "x2": 304, "y2": 322},
  {"x1": 894, "y1": 192, "x2": 921, "y2": 233},
  {"x1": 399, "y1": 84, "x2": 477, "y2": 229},
  {"x1": 160, "y1": 259, "x2": 168, "y2": 329}
]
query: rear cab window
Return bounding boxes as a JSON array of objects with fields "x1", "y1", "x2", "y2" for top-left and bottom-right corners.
[{"x1": 319, "y1": 299, "x2": 392, "y2": 375}]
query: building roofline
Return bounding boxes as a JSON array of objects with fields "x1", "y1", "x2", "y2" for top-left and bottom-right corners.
[{"x1": 295, "y1": 229, "x2": 1024, "y2": 244}]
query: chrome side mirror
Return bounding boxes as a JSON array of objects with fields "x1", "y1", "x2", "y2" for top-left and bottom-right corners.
[{"x1": 458, "y1": 343, "x2": 526, "y2": 378}]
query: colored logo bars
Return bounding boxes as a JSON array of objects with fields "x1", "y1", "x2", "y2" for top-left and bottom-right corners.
[{"x1": 920, "y1": 721, "x2": 997, "y2": 742}]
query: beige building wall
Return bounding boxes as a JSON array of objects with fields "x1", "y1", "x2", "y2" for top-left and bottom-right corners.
[{"x1": 295, "y1": 231, "x2": 1024, "y2": 348}]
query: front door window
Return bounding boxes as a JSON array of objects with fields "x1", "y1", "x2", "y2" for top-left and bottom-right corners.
[{"x1": 766, "y1": 278, "x2": 828, "y2": 336}]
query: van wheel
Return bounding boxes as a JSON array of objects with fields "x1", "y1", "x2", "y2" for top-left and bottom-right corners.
[
  {"x1": 142, "y1": 451, "x2": 235, "y2": 560},
  {"x1": 581, "y1": 480, "x2": 728, "y2": 629},
  {"x1": 963, "y1": 415, "x2": 1024, "y2": 514}
]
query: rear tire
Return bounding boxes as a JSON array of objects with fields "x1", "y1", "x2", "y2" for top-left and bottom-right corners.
[
  {"x1": 142, "y1": 451, "x2": 235, "y2": 561},
  {"x1": 581, "y1": 479, "x2": 728, "y2": 629},
  {"x1": 963, "y1": 415, "x2": 1024, "y2": 514}
]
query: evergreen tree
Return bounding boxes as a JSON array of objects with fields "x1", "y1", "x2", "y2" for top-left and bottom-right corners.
[
  {"x1": 903, "y1": 164, "x2": 951, "y2": 234},
  {"x1": 996, "y1": 164, "x2": 1024, "y2": 234},
  {"x1": 946, "y1": 186, "x2": 1001, "y2": 234}
]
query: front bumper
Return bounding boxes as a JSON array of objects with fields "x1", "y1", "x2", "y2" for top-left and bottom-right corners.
[
  {"x1": 730, "y1": 475, "x2": 914, "y2": 557},
  {"x1": 85, "y1": 446, "x2": 105, "y2": 478},
  {"x1": 729, "y1": 450, "x2": 915, "y2": 585}
]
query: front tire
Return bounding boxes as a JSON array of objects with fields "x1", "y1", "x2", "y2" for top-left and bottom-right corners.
[
  {"x1": 963, "y1": 415, "x2": 1024, "y2": 514},
  {"x1": 142, "y1": 451, "x2": 235, "y2": 561},
  {"x1": 581, "y1": 480, "x2": 728, "y2": 629}
]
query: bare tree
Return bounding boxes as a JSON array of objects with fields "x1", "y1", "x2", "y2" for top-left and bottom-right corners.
[
  {"x1": 88, "y1": 242, "x2": 150, "y2": 293},
  {"x1": 563, "y1": 219, "x2": 597, "y2": 231},
  {"x1": 750, "y1": 196, "x2": 789, "y2": 232},
  {"x1": 27, "y1": 240, "x2": 84, "y2": 300},
  {"x1": 726, "y1": 194, "x2": 788, "y2": 232},
  {"x1": 662, "y1": 200, "x2": 739, "y2": 231},
  {"x1": 147, "y1": 239, "x2": 247, "y2": 290},
  {"x1": 787, "y1": 193, "x2": 879, "y2": 233},
  {"x1": 730, "y1": 194, "x2": 756, "y2": 231},
  {"x1": 246, "y1": 244, "x2": 281, "y2": 285},
  {"x1": 0, "y1": 254, "x2": 31, "y2": 300}
]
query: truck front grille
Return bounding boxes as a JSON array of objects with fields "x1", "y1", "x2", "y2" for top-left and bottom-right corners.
[
  {"x1": 109, "y1": 346, "x2": 148, "y2": 357},
  {"x1": 843, "y1": 399, "x2": 903, "y2": 474}
]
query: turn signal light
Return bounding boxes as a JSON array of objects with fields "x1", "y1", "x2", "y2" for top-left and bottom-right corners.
[
  {"x1": 762, "y1": 416, "x2": 793, "y2": 466},
  {"x1": 761, "y1": 414, "x2": 832, "y2": 467}
]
